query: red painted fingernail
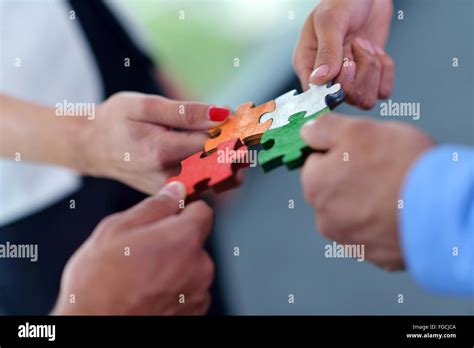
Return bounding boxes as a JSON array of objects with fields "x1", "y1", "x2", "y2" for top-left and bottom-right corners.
[{"x1": 208, "y1": 106, "x2": 230, "y2": 122}]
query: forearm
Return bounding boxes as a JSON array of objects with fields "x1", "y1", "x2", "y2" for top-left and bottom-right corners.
[
  {"x1": 0, "y1": 94, "x2": 91, "y2": 173},
  {"x1": 400, "y1": 145, "x2": 474, "y2": 295}
]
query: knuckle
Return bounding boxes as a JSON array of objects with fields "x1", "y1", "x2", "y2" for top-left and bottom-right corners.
[
  {"x1": 373, "y1": 56, "x2": 382, "y2": 70},
  {"x1": 348, "y1": 118, "x2": 377, "y2": 136},
  {"x1": 182, "y1": 103, "x2": 198, "y2": 126},
  {"x1": 384, "y1": 55, "x2": 395, "y2": 70},
  {"x1": 200, "y1": 254, "x2": 215, "y2": 287},
  {"x1": 154, "y1": 146, "x2": 169, "y2": 169},
  {"x1": 361, "y1": 96, "x2": 377, "y2": 110},
  {"x1": 95, "y1": 213, "x2": 122, "y2": 237},
  {"x1": 110, "y1": 91, "x2": 130, "y2": 102},
  {"x1": 368, "y1": 55, "x2": 380, "y2": 69},
  {"x1": 140, "y1": 94, "x2": 164, "y2": 117},
  {"x1": 349, "y1": 90, "x2": 364, "y2": 107},
  {"x1": 315, "y1": 7, "x2": 339, "y2": 24},
  {"x1": 379, "y1": 87, "x2": 391, "y2": 99},
  {"x1": 316, "y1": 217, "x2": 334, "y2": 240},
  {"x1": 317, "y1": 45, "x2": 334, "y2": 62},
  {"x1": 106, "y1": 92, "x2": 132, "y2": 110},
  {"x1": 301, "y1": 158, "x2": 318, "y2": 204},
  {"x1": 314, "y1": 5, "x2": 349, "y2": 32},
  {"x1": 323, "y1": 8, "x2": 339, "y2": 21}
]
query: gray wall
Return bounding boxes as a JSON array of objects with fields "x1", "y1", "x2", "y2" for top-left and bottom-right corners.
[{"x1": 209, "y1": 0, "x2": 474, "y2": 314}]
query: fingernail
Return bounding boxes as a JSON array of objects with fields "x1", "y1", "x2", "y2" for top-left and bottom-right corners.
[
  {"x1": 301, "y1": 119, "x2": 317, "y2": 137},
  {"x1": 310, "y1": 65, "x2": 330, "y2": 80},
  {"x1": 158, "y1": 181, "x2": 186, "y2": 200},
  {"x1": 208, "y1": 106, "x2": 230, "y2": 122},
  {"x1": 374, "y1": 45, "x2": 385, "y2": 55},
  {"x1": 346, "y1": 60, "x2": 356, "y2": 81},
  {"x1": 355, "y1": 37, "x2": 368, "y2": 51},
  {"x1": 364, "y1": 39, "x2": 375, "y2": 55}
]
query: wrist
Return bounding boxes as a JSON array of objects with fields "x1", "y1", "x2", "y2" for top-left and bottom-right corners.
[{"x1": 71, "y1": 117, "x2": 100, "y2": 176}]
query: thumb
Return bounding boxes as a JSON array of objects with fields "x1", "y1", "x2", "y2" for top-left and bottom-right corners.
[
  {"x1": 129, "y1": 94, "x2": 231, "y2": 130},
  {"x1": 309, "y1": 16, "x2": 347, "y2": 86},
  {"x1": 300, "y1": 113, "x2": 348, "y2": 150},
  {"x1": 117, "y1": 181, "x2": 187, "y2": 228},
  {"x1": 122, "y1": 92, "x2": 231, "y2": 130}
]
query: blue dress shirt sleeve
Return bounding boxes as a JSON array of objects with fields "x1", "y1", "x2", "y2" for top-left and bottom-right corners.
[{"x1": 400, "y1": 145, "x2": 474, "y2": 296}]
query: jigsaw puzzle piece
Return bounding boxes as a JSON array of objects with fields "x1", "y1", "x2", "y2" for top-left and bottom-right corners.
[
  {"x1": 258, "y1": 108, "x2": 329, "y2": 172},
  {"x1": 259, "y1": 90, "x2": 297, "y2": 130},
  {"x1": 259, "y1": 82, "x2": 344, "y2": 130},
  {"x1": 204, "y1": 100, "x2": 275, "y2": 153},
  {"x1": 166, "y1": 138, "x2": 250, "y2": 200}
]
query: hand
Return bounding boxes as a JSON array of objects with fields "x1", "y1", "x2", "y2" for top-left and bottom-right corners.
[
  {"x1": 52, "y1": 181, "x2": 215, "y2": 315},
  {"x1": 80, "y1": 92, "x2": 230, "y2": 194},
  {"x1": 293, "y1": 0, "x2": 394, "y2": 109},
  {"x1": 300, "y1": 114, "x2": 434, "y2": 270}
]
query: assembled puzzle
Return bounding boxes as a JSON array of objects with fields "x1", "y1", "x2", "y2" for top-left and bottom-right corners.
[{"x1": 166, "y1": 83, "x2": 344, "y2": 199}]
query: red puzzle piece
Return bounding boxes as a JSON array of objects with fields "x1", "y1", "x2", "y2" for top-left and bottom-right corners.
[{"x1": 166, "y1": 138, "x2": 250, "y2": 200}]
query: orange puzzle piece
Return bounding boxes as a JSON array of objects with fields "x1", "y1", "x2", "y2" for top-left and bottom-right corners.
[{"x1": 204, "y1": 100, "x2": 275, "y2": 153}]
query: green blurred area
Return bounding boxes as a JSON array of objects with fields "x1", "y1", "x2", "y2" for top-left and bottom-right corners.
[
  {"x1": 124, "y1": 0, "x2": 307, "y2": 99},
  {"x1": 126, "y1": 1, "x2": 251, "y2": 99},
  {"x1": 147, "y1": 20, "x2": 243, "y2": 98}
]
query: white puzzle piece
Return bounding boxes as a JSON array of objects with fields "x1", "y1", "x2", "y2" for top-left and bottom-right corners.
[{"x1": 259, "y1": 83, "x2": 342, "y2": 130}]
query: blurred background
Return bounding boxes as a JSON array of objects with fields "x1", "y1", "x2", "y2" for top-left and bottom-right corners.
[{"x1": 121, "y1": 0, "x2": 473, "y2": 314}]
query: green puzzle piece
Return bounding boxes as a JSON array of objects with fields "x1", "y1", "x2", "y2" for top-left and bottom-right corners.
[{"x1": 258, "y1": 108, "x2": 329, "y2": 172}]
